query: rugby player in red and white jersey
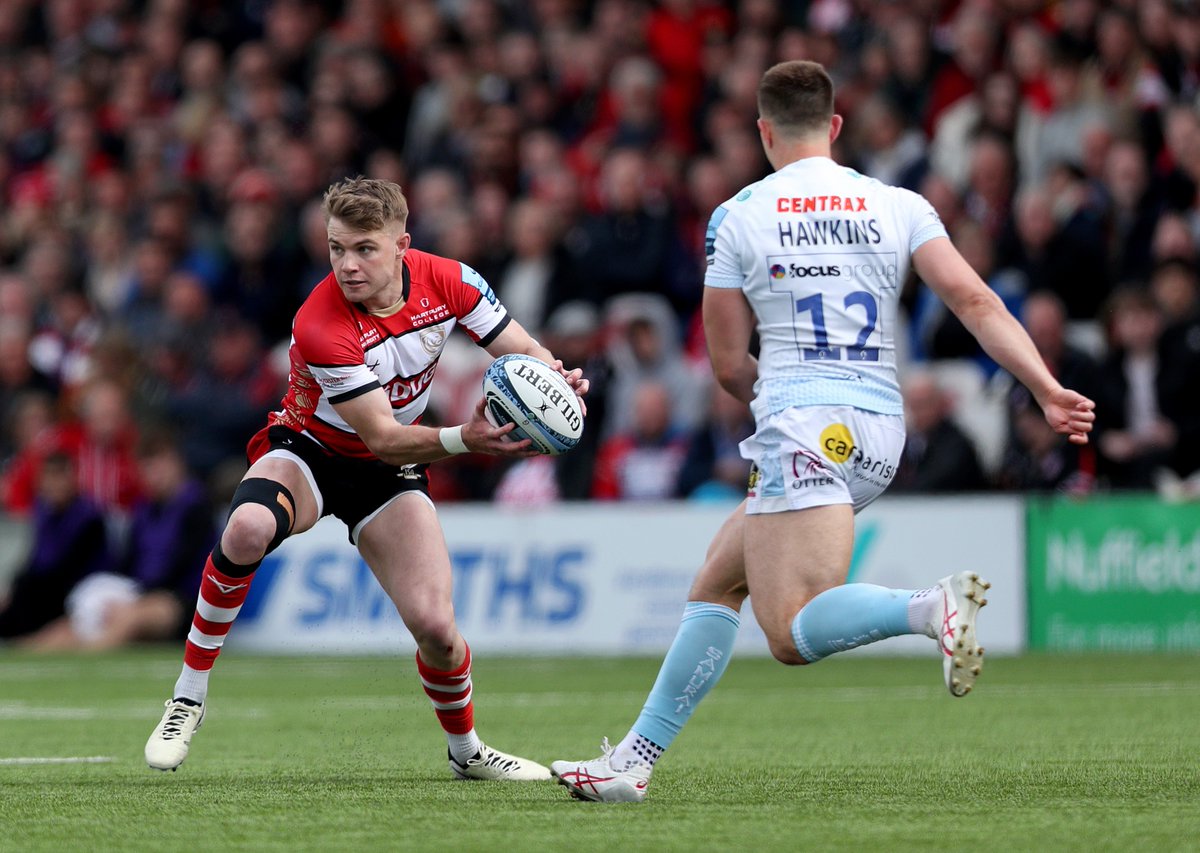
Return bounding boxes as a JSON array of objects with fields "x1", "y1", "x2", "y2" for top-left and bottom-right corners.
[{"x1": 144, "y1": 177, "x2": 588, "y2": 780}]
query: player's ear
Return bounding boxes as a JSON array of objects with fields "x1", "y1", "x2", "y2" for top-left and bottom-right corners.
[
  {"x1": 395, "y1": 230, "x2": 411, "y2": 257},
  {"x1": 829, "y1": 114, "x2": 844, "y2": 144},
  {"x1": 757, "y1": 117, "x2": 772, "y2": 150}
]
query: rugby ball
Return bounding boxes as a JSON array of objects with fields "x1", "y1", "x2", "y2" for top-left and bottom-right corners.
[{"x1": 482, "y1": 354, "x2": 584, "y2": 455}]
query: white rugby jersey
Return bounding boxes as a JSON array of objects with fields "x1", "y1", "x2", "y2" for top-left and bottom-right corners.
[
  {"x1": 266, "y1": 248, "x2": 509, "y2": 459},
  {"x1": 704, "y1": 156, "x2": 946, "y2": 421}
]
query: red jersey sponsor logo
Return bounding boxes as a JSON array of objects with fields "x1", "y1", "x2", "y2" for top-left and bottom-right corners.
[
  {"x1": 383, "y1": 364, "x2": 438, "y2": 406},
  {"x1": 360, "y1": 327, "x2": 382, "y2": 347},
  {"x1": 777, "y1": 196, "x2": 868, "y2": 213},
  {"x1": 410, "y1": 304, "x2": 451, "y2": 324}
]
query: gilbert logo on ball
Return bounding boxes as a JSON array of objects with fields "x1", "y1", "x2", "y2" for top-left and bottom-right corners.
[{"x1": 482, "y1": 354, "x2": 584, "y2": 455}]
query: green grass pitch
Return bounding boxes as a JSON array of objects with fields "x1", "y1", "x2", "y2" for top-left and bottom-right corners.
[{"x1": 1, "y1": 650, "x2": 1198, "y2": 852}]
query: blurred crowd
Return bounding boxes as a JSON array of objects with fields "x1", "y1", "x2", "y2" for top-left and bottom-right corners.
[{"x1": 2, "y1": 0, "x2": 1200, "y2": 572}]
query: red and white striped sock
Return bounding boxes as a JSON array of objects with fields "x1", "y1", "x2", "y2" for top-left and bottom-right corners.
[
  {"x1": 417, "y1": 644, "x2": 483, "y2": 762},
  {"x1": 173, "y1": 556, "x2": 255, "y2": 704}
]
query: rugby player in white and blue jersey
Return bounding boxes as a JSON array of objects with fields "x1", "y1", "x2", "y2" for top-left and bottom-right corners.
[{"x1": 551, "y1": 60, "x2": 1095, "y2": 803}]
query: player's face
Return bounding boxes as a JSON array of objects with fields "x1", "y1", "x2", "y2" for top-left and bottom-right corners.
[{"x1": 327, "y1": 216, "x2": 410, "y2": 310}]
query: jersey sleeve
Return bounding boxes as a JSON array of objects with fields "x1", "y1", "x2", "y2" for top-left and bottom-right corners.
[
  {"x1": 902, "y1": 189, "x2": 949, "y2": 255},
  {"x1": 703, "y1": 205, "x2": 744, "y2": 289},
  {"x1": 447, "y1": 261, "x2": 511, "y2": 345},
  {"x1": 292, "y1": 307, "x2": 379, "y2": 404}
]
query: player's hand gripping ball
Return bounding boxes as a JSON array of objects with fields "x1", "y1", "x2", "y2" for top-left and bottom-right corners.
[{"x1": 482, "y1": 354, "x2": 584, "y2": 455}]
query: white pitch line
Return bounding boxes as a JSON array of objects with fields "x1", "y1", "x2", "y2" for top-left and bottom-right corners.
[{"x1": 0, "y1": 756, "x2": 114, "y2": 765}]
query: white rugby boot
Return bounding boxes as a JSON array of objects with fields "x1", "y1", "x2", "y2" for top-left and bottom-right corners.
[
  {"x1": 550, "y1": 739, "x2": 652, "y2": 803},
  {"x1": 449, "y1": 744, "x2": 552, "y2": 781},
  {"x1": 145, "y1": 699, "x2": 205, "y2": 771},
  {"x1": 932, "y1": 572, "x2": 990, "y2": 697}
]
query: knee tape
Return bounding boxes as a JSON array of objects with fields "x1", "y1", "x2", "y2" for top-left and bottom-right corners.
[{"x1": 229, "y1": 478, "x2": 296, "y2": 556}]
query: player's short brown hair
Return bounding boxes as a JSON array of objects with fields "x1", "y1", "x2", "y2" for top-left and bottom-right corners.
[
  {"x1": 757, "y1": 60, "x2": 835, "y2": 137},
  {"x1": 322, "y1": 176, "x2": 409, "y2": 232}
]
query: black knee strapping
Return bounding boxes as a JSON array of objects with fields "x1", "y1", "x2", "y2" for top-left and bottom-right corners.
[
  {"x1": 228, "y1": 477, "x2": 296, "y2": 557},
  {"x1": 211, "y1": 541, "x2": 256, "y2": 578}
]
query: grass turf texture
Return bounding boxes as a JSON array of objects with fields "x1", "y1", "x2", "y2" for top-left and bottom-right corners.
[{"x1": 1, "y1": 651, "x2": 1197, "y2": 852}]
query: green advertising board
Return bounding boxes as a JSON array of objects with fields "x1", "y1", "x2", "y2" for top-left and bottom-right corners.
[{"x1": 1027, "y1": 496, "x2": 1200, "y2": 650}]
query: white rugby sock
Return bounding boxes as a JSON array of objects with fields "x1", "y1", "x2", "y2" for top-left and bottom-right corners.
[
  {"x1": 611, "y1": 733, "x2": 664, "y2": 771},
  {"x1": 447, "y1": 730, "x2": 484, "y2": 762},
  {"x1": 173, "y1": 664, "x2": 211, "y2": 704},
  {"x1": 907, "y1": 586, "x2": 941, "y2": 637}
]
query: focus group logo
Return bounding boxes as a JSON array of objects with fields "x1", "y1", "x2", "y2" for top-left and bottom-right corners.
[
  {"x1": 768, "y1": 257, "x2": 898, "y2": 282},
  {"x1": 770, "y1": 263, "x2": 840, "y2": 279}
]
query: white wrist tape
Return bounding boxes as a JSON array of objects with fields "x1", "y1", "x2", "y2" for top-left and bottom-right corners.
[{"x1": 439, "y1": 425, "x2": 469, "y2": 455}]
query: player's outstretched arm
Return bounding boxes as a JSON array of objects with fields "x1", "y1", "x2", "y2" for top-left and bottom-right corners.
[
  {"x1": 333, "y1": 386, "x2": 537, "y2": 465},
  {"x1": 485, "y1": 318, "x2": 590, "y2": 413},
  {"x1": 912, "y1": 236, "x2": 1095, "y2": 445}
]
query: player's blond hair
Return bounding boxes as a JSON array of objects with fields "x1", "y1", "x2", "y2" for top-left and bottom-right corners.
[
  {"x1": 757, "y1": 60, "x2": 835, "y2": 138},
  {"x1": 321, "y1": 176, "x2": 409, "y2": 232}
]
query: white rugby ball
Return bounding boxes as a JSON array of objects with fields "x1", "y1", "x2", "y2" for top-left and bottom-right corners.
[{"x1": 482, "y1": 354, "x2": 584, "y2": 455}]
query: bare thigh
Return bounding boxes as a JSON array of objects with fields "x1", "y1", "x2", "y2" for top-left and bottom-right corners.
[
  {"x1": 355, "y1": 493, "x2": 462, "y2": 669},
  {"x1": 744, "y1": 504, "x2": 854, "y2": 662}
]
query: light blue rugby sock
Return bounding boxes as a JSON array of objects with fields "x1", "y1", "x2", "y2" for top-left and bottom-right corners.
[
  {"x1": 629, "y1": 601, "x2": 740, "y2": 751},
  {"x1": 791, "y1": 583, "x2": 917, "y2": 663}
]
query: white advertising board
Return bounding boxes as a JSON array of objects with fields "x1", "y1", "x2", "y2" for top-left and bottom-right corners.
[{"x1": 230, "y1": 497, "x2": 1025, "y2": 656}]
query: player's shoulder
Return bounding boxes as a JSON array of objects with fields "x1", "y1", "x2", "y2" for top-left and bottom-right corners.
[
  {"x1": 838, "y1": 165, "x2": 929, "y2": 209},
  {"x1": 293, "y1": 274, "x2": 354, "y2": 341},
  {"x1": 404, "y1": 246, "x2": 463, "y2": 283},
  {"x1": 295, "y1": 274, "x2": 348, "y2": 323},
  {"x1": 713, "y1": 174, "x2": 776, "y2": 221}
]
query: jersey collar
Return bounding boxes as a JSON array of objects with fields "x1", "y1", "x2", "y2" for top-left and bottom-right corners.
[{"x1": 355, "y1": 258, "x2": 412, "y2": 318}]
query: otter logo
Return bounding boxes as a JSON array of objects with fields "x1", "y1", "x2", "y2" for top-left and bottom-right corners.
[
  {"x1": 793, "y1": 449, "x2": 828, "y2": 478},
  {"x1": 820, "y1": 423, "x2": 856, "y2": 463},
  {"x1": 791, "y1": 450, "x2": 834, "y2": 488}
]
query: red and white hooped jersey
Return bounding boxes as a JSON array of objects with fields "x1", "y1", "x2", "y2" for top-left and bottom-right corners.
[{"x1": 265, "y1": 248, "x2": 510, "y2": 459}]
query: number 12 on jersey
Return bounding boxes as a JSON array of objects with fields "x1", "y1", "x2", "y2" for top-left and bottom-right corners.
[
  {"x1": 766, "y1": 252, "x2": 895, "y2": 363},
  {"x1": 792, "y1": 290, "x2": 879, "y2": 361}
]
